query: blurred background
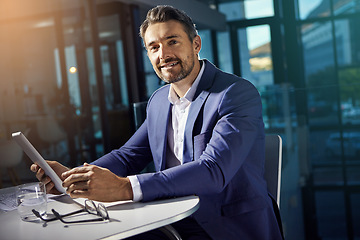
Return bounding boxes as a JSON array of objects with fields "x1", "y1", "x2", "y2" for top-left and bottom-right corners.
[{"x1": 0, "y1": 0, "x2": 359, "y2": 239}]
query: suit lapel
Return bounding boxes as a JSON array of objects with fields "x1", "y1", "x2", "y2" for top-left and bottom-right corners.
[
  {"x1": 183, "y1": 60, "x2": 216, "y2": 163},
  {"x1": 157, "y1": 103, "x2": 171, "y2": 170},
  {"x1": 148, "y1": 86, "x2": 171, "y2": 171}
]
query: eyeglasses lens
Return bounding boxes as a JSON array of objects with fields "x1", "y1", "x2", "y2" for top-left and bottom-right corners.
[
  {"x1": 85, "y1": 200, "x2": 98, "y2": 215},
  {"x1": 98, "y1": 204, "x2": 109, "y2": 219}
]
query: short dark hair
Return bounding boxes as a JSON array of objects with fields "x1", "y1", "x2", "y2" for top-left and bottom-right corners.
[{"x1": 139, "y1": 5, "x2": 198, "y2": 42}]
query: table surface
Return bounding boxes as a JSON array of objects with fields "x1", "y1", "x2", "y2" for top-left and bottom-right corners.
[{"x1": 0, "y1": 187, "x2": 200, "y2": 240}]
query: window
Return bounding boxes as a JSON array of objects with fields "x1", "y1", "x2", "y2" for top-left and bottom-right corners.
[
  {"x1": 238, "y1": 24, "x2": 273, "y2": 88},
  {"x1": 219, "y1": 0, "x2": 274, "y2": 21}
]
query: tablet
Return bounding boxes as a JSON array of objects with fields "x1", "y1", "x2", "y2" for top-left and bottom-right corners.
[{"x1": 12, "y1": 132, "x2": 66, "y2": 194}]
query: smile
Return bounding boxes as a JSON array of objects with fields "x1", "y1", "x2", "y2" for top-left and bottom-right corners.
[{"x1": 161, "y1": 61, "x2": 179, "y2": 69}]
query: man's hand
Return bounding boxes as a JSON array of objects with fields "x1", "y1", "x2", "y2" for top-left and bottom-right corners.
[
  {"x1": 30, "y1": 161, "x2": 69, "y2": 195},
  {"x1": 62, "y1": 163, "x2": 133, "y2": 202}
]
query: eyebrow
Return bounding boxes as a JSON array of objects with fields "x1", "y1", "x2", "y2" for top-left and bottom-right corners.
[{"x1": 146, "y1": 34, "x2": 181, "y2": 48}]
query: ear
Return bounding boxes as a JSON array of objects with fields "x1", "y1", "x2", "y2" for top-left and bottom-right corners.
[{"x1": 193, "y1": 35, "x2": 201, "y2": 54}]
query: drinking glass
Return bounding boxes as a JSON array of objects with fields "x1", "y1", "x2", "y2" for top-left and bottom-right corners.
[{"x1": 16, "y1": 182, "x2": 47, "y2": 221}]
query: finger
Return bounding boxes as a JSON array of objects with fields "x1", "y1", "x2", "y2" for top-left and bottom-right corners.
[
  {"x1": 30, "y1": 163, "x2": 39, "y2": 173},
  {"x1": 46, "y1": 182, "x2": 62, "y2": 195},
  {"x1": 69, "y1": 189, "x2": 89, "y2": 199},
  {"x1": 45, "y1": 181, "x2": 55, "y2": 193},
  {"x1": 61, "y1": 165, "x2": 93, "y2": 179},
  {"x1": 41, "y1": 175, "x2": 52, "y2": 185},
  {"x1": 35, "y1": 168, "x2": 45, "y2": 181},
  {"x1": 66, "y1": 181, "x2": 89, "y2": 194},
  {"x1": 63, "y1": 172, "x2": 91, "y2": 188}
]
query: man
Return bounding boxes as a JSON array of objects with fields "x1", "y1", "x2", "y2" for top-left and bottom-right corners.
[{"x1": 32, "y1": 5, "x2": 283, "y2": 239}]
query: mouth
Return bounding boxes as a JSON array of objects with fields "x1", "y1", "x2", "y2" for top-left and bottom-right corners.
[{"x1": 160, "y1": 61, "x2": 179, "y2": 70}]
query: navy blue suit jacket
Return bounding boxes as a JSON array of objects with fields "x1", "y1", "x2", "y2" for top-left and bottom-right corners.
[{"x1": 93, "y1": 60, "x2": 283, "y2": 239}]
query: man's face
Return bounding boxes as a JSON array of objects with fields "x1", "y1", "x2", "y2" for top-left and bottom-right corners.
[{"x1": 143, "y1": 20, "x2": 201, "y2": 84}]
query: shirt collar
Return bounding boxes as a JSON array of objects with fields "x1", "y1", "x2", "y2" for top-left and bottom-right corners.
[{"x1": 168, "y1": 60, "x2": 206, "y2": 104}]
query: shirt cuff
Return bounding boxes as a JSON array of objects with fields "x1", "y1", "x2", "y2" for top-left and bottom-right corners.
[{"x1": 128, "y1": 175, "x2": 143, "y2": 202}]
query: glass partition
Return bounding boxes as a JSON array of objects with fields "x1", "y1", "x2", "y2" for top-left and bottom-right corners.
[
  {"x1": 238, "y1": 24, "x2": 274, "y2": 88},
  {"x1": 297, "y1": 0, "x2": 331, "y2": 19},
  {"x1": 315, "y1": 191, "x2": 348, "y2": 238},
  {"x1": 219, "y1": 0, "x2": 274, "y2": 21}
]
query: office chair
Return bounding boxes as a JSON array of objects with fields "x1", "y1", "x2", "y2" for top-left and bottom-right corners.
[
  {"x1": 264, "y1": 134, "x2": 282, "y2": 207},
  {"x1": 264, "y1": 134, "x2": 284, "y2": 238},
  {"x1": 133, "y1": 102, "x2": 148, "y2": 130},
  {"x1": 36, "y1": 116, "x2": 67, "y2": 158},
  {"x1": 0, "y1": 129, "x2": 30, "y2": 188}
]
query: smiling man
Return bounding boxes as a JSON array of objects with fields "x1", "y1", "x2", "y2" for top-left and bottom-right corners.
[{"x1": 32, "y1": 5, "x2": 283, "y2": 240}]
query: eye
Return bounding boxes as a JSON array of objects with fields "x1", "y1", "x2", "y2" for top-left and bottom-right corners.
[
  {"x1": 169, "y1": 39, "x2": 178, "y2": 45},
  {"x1": 148, "y1": 45, "x2": 159, "y2": 52}
]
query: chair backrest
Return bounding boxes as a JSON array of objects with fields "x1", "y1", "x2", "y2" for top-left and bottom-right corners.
[
  {"x1": 133, "y1": 101, "x2": 147, "y2": 130},
  {"x1": 264, "y1": 134, "x2": 283, "y2": 207},
  {"x1": 0, "y1": 129, "x2": 30, "y2": 168}
]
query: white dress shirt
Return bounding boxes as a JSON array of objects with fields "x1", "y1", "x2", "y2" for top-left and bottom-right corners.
[{"x1": 129, "y1": 61, "x2": 205, "y2": 201}]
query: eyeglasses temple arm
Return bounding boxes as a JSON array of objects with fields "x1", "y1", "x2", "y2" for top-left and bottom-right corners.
[
  {"x1": 61, "y1": 208, "x2": 85, "y2": 217},
  {"x1": 32, "y1": 209, "x2": 58, "y2": 222},
  {"x1": 51, "y1": 209, "x2": 104, "y2": 224}
]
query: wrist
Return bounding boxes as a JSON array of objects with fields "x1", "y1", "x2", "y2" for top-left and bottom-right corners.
[{"x1": 119, "y1": 176, "x2": 133, "y2": 200}]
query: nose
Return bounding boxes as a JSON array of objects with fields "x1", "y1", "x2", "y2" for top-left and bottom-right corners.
[{"x1": 159, "y1": 45, "x2": 171, "y2": 60}]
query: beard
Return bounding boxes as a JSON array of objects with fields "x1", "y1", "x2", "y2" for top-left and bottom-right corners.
[{"x1": 155, "y1": 56, "x2": 195, "y2": 84}]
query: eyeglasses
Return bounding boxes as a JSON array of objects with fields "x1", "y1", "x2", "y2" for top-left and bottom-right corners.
[{"x1": 32, "y1": 200, "x2": 109, "y2": 224}]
